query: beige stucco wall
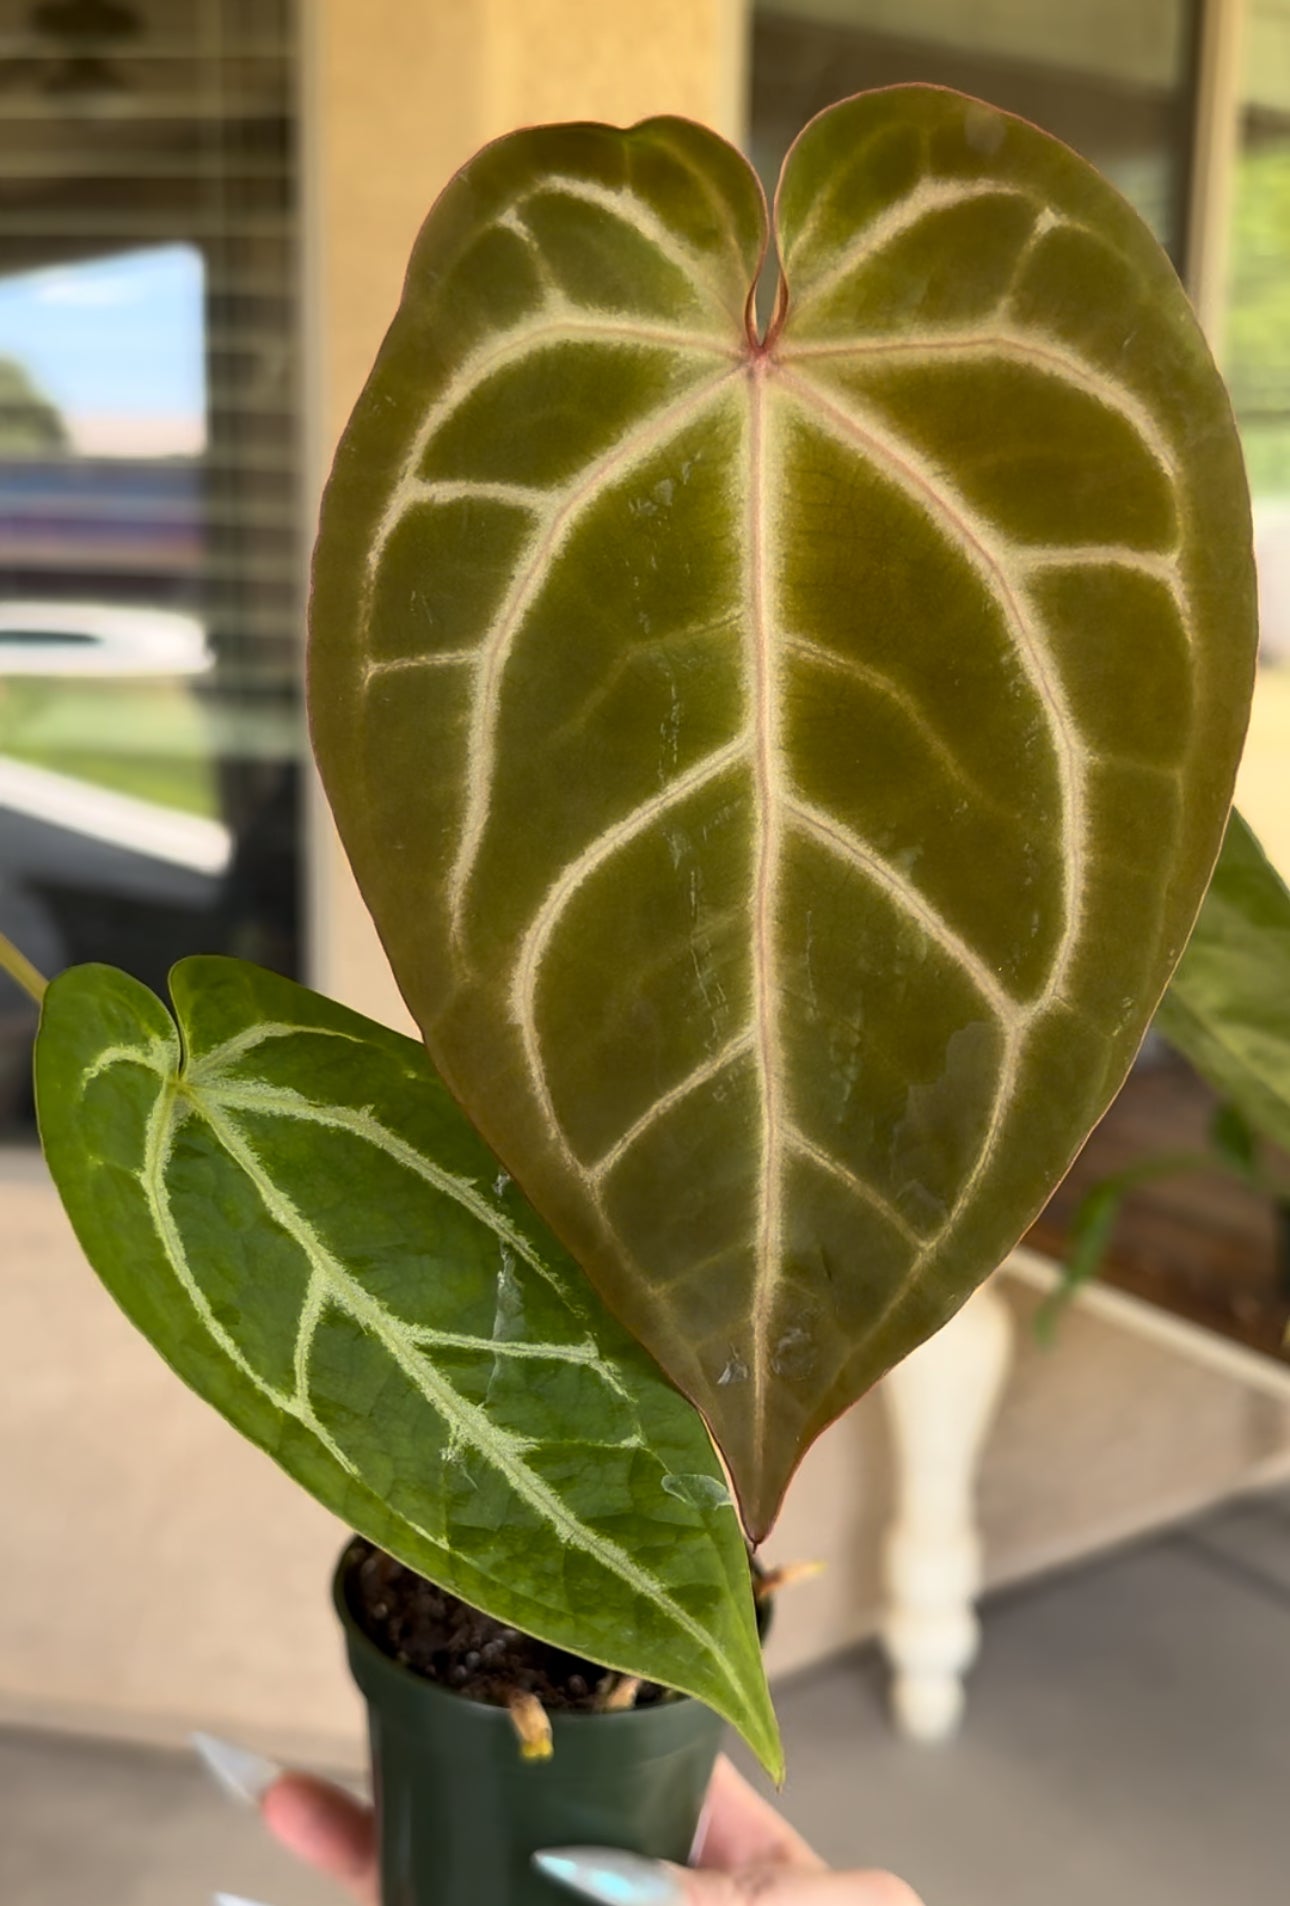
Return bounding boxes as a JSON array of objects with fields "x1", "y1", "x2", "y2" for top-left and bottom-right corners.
[{"x1": 307, "y1": 0, "x2": 749, "y2": 1028}]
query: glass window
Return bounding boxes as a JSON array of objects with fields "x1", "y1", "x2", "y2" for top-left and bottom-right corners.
[
  {"x1": 0, "y1": 0, "x2": 302, "y2": 1138},
  {"x1": 751, "y1": 0, "x2": 1201, "y2": 256},
  {"x1": 1229, "y1": 2, "x2": 1290, "y2": 885}
]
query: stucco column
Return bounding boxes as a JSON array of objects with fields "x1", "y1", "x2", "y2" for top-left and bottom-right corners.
[{"x1": 306, "y1": 0, "x2": 749, "y2": 1025}]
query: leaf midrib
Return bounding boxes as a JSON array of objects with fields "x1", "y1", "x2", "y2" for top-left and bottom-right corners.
[{"x1": 745, "y1": 354, "x2": 784, "y2": 1473}]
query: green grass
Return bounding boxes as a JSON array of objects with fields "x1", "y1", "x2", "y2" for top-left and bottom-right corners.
[
  {"x1": 0, "y1": 679, "x2": 304, "y2": 818},
  {"x1": 0, "y1": 678, "x2": 218, "y2": 815}
]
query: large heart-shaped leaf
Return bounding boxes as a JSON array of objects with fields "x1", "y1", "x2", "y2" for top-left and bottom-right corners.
[
  {"x1": 34, "y1": 957, "x2": 780, "y2": 1774},
  {"x1": 1156, "y1": 810, "x2": 1290, "y2": 1153},
  {"x1": 309, "y1": 88, "x2": 1256, "y2": 1536}
]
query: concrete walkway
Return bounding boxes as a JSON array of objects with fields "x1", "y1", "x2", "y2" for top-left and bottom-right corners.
[{"x1": 741, "y1": 1486, "x2": 1290, "y2": 1906}]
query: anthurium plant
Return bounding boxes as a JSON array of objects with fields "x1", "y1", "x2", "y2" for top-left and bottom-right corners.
[{"x1": 6, "y1": 86, "x2": 1258, "y2": 1777}]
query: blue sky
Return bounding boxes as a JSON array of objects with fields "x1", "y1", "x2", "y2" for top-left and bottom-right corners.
[{"x1": 0, "y1": 243, "x2": 206, "y2": 455}]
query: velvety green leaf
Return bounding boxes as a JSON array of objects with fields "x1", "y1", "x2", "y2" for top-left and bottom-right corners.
[
  {"x1": 34, "y1": 958, "x2": 779, "y2": 1775},
  {"x1": 309, "y1": 89, "x2": 1256, "y2": 1536},
  {"x1": 1156, "y1": 810, "x2": 1290, "y2": 1154}
]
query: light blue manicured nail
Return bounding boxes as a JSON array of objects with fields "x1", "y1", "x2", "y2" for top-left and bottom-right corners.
[
  {"x1": 191, "y1": 1731, "x2": 282, "y2": 1807},
  {"x1": 533, "y1": 1848, "x2": 683, "y2": 1905}
]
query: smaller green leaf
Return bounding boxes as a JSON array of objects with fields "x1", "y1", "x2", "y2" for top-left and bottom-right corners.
[
  {"x1": 1038, "y1": 1178, "x2": 1126, "y2": 1338},
  {"x1": 1039, "y1": 1145, "x2": 1217, "y2": 1337},
  {"x1": 1209, "y1": 1101, "x2": 1259, "y2": 1181},
  {"x1": 1156, "y1": 811, "x2": 1290, "y2": 1156},
  {"x1": 34, "y1": 957, "x2": 780, "y2": 1776}
]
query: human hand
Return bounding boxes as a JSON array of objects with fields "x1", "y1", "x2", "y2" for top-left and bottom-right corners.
[
  {"x1": 259, "y1": 1767, "x2": 377, "y2": 1906},
  {"x1": 254, "y1": 1752, "x2": 923, "y2": 1906}
]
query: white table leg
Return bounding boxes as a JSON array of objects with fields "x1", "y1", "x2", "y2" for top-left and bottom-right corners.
[{"x1": 879, "y1": 1276, "x2": 1014, "y2": 1741}]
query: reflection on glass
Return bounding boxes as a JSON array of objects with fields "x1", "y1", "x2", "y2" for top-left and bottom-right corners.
[
  {"x1": 0, "y1": 248, "x2": 220, "y2": 823},
  {"x1": 0, "y1": 243, "x2": 207, "y2": 458},
  {"x1": 751, "y1": 0, "x2": 1199, "y2": 254},
  {"x1": 1228, "y1": 83, "x2": 1290, "y2": 883},
  {"x1": 0, "y1": 1, "x2": 301, "y2": 1137}
]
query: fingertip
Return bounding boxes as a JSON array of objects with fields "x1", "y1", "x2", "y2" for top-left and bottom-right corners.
[
  {"x1": 259, "y1": 1773, "x2": 319, "y2": 1858},
  {"x1": 693, "y1": 1757, "x2": 821, "y2": 1873},
  {"x1": 261, "y1": 1772, "x2": 374, "y2": 1882}
]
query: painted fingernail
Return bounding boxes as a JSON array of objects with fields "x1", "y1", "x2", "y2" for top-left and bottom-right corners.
[
  {"x1": 533, "y1": 1848, "x2": 684, "y2": 1904},
  {"x1": 213, "y1": 1894, "x2": 278, "y2": 1906},
  {"x1": 191, "y1": 1731, "x2": 282, "y2": 1807},
  {"x1": 687, "y1": 1791, "x2": 714, "y2": 1863}
]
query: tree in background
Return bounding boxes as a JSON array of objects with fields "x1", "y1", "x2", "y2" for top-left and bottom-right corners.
[{"x1": 0, "y1": 355, "x2": 70, "y2": 456}]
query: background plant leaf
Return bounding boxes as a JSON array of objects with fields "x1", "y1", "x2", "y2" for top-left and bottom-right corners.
[
  {"x1": 1156, "y1": 810, "x2": 1290, "y2": 1154},
  {"x1": 309, "y1": 88, "x2": 1256, "y2": 1537},
  {"x1": 1209, "y1": 1099, "x2": 1260, "y2": 1178},
  {"x1": 34, "y1": 957, "x2": 780, "y2": 1776},
  {"x1": 1037, "y1": 1144, "x2": 1221, "y2": 1337}
]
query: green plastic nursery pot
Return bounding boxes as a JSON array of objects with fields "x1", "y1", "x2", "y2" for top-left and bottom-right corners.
[{"x1": 334, "y1": 1541, "x2": 729, "y2": 1906}]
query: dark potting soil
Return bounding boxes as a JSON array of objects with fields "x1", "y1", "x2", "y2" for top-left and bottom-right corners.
[{"x1": 346, "y1": 1538, "x2": 674, "y2": 1713}]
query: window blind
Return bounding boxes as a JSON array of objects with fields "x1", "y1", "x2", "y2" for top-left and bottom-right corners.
[{"x1": 0, "y1": 0, "x2": 303, "y2": 1135}]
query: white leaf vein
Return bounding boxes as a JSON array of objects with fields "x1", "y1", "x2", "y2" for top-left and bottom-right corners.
[
  {"x1": 1020, "y1": 545, "x2": 1189, "y2": 625},
  {"x1": 511, "y1": 737, "x2": 747, "y2": 1185},
  {"x1": 788, "y1": 180, "x2": 1045, "y2": 317},
  {"x1": 366, "y1": 313, "x2": 739, "y2": 578},
  {"x1": 745, "y1": 361, "x2": 785, "y2": 1432},
  {"x1": 783, "y1": 632, "x2": 1020, "y2": 823},
  {"x1": 443, "y1": 367, "x2": 741, "y2": 942},
  {"x1": 135, "y1": 1081, "x2": 388, "y2": 1506},
  {"x1": 590, "y1": 1030, "x2": 754, "y2": 1189},
  {"x1": 780, "y1": 328, "x2": 1180, "y2": 493},
  {"x1": 786, "y1": 795, "x2": 1023, "y2": 1030},
  {"x1": 187, "y1": 1019, "x2": 368, "y2": 1087},
  {"x1": 198, "y1": 1076, "x2": 572, "y2": 1302},
  {"x1": 188, "y1": 1092, "x2": 740, "y2": 1696},
  {"x1": 511, "y1": 176, "x2": 743, "y2": 327},
  {"x1": 784, "y1": 1125, "x2": 926, "y2": 1249},
  {"x1": 83, "y1": 1036, "x2": 172, "y2": 1087},
  {"x1": 776, "y1": 365, "x2": 1085, "y2": 1003}
]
